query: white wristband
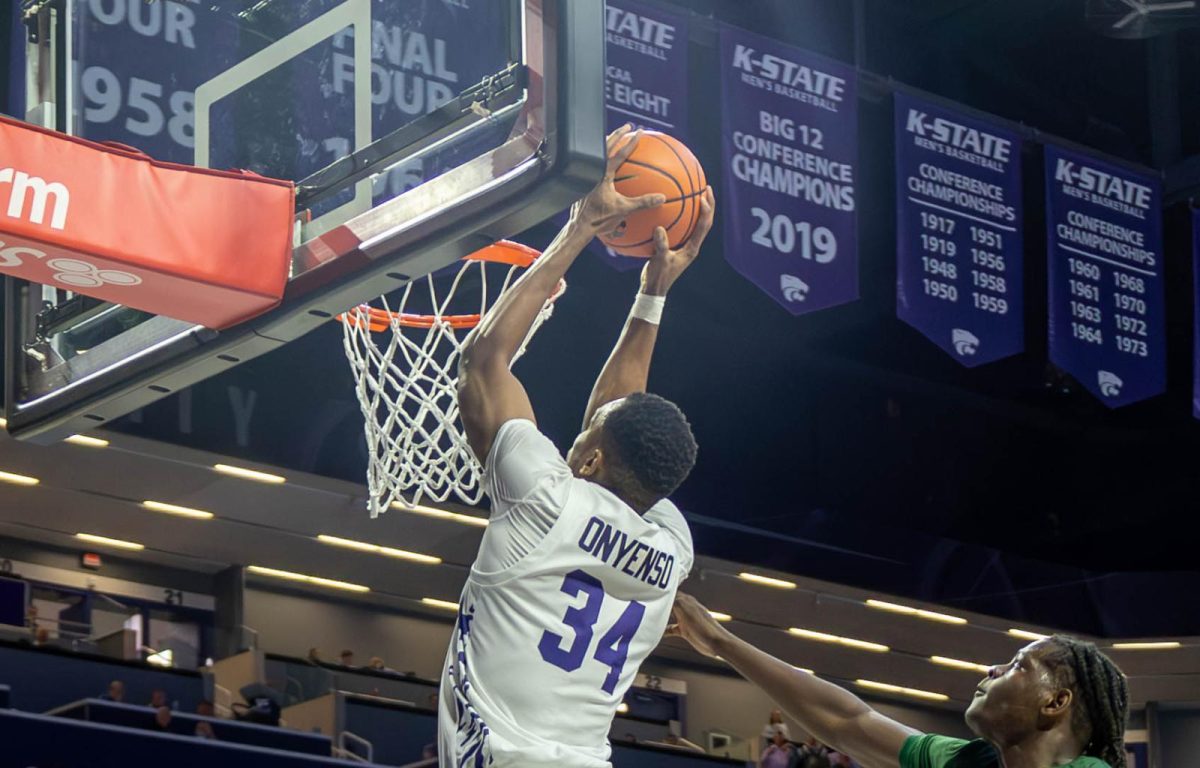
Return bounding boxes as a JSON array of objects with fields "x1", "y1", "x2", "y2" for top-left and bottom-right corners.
[{"x1": 630, "y1": 293, "x2": 666, "y2": 325}]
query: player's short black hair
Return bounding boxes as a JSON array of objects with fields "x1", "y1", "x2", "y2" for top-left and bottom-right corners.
[{"x1": 601, "y1": 393, "x2": 697, "y2": 503}]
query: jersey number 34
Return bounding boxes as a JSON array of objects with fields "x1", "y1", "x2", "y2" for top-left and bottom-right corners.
[{"x1": 538, "y1": 569, "x2": 647, "y2": 694}]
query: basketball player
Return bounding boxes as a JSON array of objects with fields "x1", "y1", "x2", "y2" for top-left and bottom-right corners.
[
  {"x1": 667, "y1": 593, "x2": 1129, "y2": 768},
  {"x1": 440, "y1": 124, "x2": 716, "y2": 768}
]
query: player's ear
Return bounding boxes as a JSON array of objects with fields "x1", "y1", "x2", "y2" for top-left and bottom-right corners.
[{"x1": 578, "y1": 448, "x2": 603, "y2": 477}]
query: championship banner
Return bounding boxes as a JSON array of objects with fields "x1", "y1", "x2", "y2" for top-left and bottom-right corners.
[
  {"x1": 719, "y1": 26, "x2": 858, "y2": 315},
  {"x1": 1045, "y1": 145, "x2": 1165, "y2": 407},
  {"x1": 70, "y1": 1, "x2": 507, "y2": 201},
  {"x1": 596, "y1": 0, "x2": 691, "y2": 272},
  {"x1": 894, "y1": 92, "x2": 1024, "y2": 366}
]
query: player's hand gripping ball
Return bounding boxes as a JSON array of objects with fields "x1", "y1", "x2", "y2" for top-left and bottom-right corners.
[{"x1": 599, "y1": 131, "x2": 708, "y2": 258}]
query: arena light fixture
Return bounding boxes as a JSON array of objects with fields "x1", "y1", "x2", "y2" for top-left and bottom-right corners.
[
  {"x1": 866, "y1": 599, "x2": 967, "y2": 625},
  {"x1": 0, "y1": 417, "x2": 6, "y2": 427},
  {"x1": 142, "y1": 500, "x2": 214, "y2": 520},
  {"x1": 76, "y1": 533, "x2": 144, "y2": 551},
  {"x1": 392, "y1": 502, "x2": 488, "y2": 527},
  {"x1": 421, "y1": 597, "x2": 460, "y2": 611},
  {"x1": 146, "y1": 648, "x2": 174, "y2": 667},
  {"x1": 65, "y1": 434, "x2": 109, "y2": 448},
  {"x1": 247, "y1": 565, "x2": 368, "y2": 593},
  {"x1": 788, "y1": 627, "x2": 889, "y2": 653},
  {"x1": 213, "y1": 463, "x2": 286, "y2": 484},
  {"x1": 616, "y1": 703, "x2": 630, "y2": 714},
  {"x1": 1111, "y1": 641, "x2": 1181, "y2": 650},
  {"x1": 0, "y1": 470, "x2": 39, "y2": 486},
  {"x1": 931, "y1": 656, "x2": 991, "y2": 674},
  {"x1": 709, "y1": 611, "x2": 733, "y2": 622},
  {"x1": 1008, "y1": 628, "x2": 1049, "y2": 641},
  {"x1": 317, "y1": 534, "x2": 442, "y2": 564},
  {"x1": 856, "y1": 679, "x2": 949, "y2": 702},
  {"x1": 738, "y1": 572, "x2": 796, "y2": 589}
]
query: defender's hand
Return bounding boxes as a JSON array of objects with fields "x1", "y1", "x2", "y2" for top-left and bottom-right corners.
[
  {"x1": 664, "y1": 592, "x2": 731, "y2": 659},
  {"x1": 642, "y1": 186, "x2": 715, "y2": 296},
  {"x1": 570, "y1": 125, "x2": 667, "y2": 237}
]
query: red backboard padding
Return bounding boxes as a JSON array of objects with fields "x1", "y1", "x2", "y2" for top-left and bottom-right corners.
[{"x1": 0, "y1": 114, "x2": 294, "y2": 330}]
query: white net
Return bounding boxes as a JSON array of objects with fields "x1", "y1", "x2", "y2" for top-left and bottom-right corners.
[{"x1": 341, "y1": 245, "x2": 560, "y2": 517}]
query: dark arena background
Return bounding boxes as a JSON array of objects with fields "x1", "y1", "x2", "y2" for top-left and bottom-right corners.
[{"x1": 0, "y1": 1, "x2": 1198, "y2": 767}]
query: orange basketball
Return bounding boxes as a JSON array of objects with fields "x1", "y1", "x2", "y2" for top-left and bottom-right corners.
[{"x1": 600, "y1": 132, "x2": 707, "y2": 258}]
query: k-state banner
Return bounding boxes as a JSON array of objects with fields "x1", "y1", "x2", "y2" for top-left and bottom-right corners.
[
  {"x1": 598, "y1": 0, "x2": 691, "y2": 272},
  {"x1": 719, "y1": 27, "x2": 858, "y2": 314},
  {"x1": 1045, "y1": 146, "x2": 1165, "y2": 407},
  {"x1": 894, "y1": 93, "x2": 1024, "y2": 365}
]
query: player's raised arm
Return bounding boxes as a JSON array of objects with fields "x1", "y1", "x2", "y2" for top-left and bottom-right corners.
[
  {"x1": 667, "y1": 593, "x2": 919, "y2": 768},
  {"x1": 581, "y1": 187, "x2": 715, "y2": 430},
  {"x1": 457, "y1": 125, "x2": 666, "y2": 462}
]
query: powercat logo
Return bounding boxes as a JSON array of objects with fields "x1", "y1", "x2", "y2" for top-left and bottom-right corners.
[{"x1": 0, "y1": 167, "x2": 70, "y2": 230}]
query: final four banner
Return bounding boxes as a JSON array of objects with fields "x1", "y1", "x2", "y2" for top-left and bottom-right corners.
[
  {"x1": 1045, "y1": 146, "x2": 1166, "y2": 407},
  {"x1": 598, "y1": 0, "x2": 691, "y2": 272},
  {"x1": 69, "y1": 1, "x2": 508, "y2": 198},
  {"x1": 894, "y1": 93, "x2": 1024, "y2": 366},
  {"x1": 719, "y1": 26, "x2": 858, "y2": 314}
]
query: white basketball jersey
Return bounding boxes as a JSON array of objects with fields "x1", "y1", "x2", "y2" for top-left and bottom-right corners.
[{"x1": 439, "y1": 421, "x2": 693, "y2": 768}]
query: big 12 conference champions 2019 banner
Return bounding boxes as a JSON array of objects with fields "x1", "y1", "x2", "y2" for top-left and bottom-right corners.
[
  {"x1": 894, "y1": 92, "x2": 1025, "y2": 366},
  {"x1": 1045, "y1": 145, "x2": 1166, "y2": 407},
  {"x1": 719, "y1": 26, "x2": 858, "y2": 315}
]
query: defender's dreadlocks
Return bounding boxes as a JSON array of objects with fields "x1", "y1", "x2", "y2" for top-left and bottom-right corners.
[{"x1": 1042, "y1": 636, "x2": 1129, "y2": 768}]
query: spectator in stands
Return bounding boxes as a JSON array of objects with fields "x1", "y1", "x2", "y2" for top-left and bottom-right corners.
[
  {"x1": 307, "y1": 647, "x2": 322, "y2": 664},
  {"x1": 195, "y1": 720, "x2": 217, "y2": 740},
  {"x1": 149, "y1": 689, "x2": 168, "y2": 709},
  {"x1": 367, "y1": 656, "x2": 401, "y2": 674},
  {"x1": 33, "y1": 627, "x2": 50, "y2": 646},
  {"x1": 196, "y1": 700, "x2": 214, "y2": 717},
  {"x1": 761, "y1": 729, "x2": 797, "y2": 768},
  {"x1": 100, "y1": 680, "x2": 125, "y2": 703},
  {"x1": 797, "y1": 737, "x2": 832, "y2": 768},
  {"x1": 763, "y1": 708, "x2": 792, "y2": 746},
  {"x1": 339, "y1": 649, "x2": 356, "y2": 667},
  {"x1": 152, "y1": 705, "x2": 172, "y2": 732},
  {"x1": 827, "y1": 750, "x2": 859, "y2": 768}
]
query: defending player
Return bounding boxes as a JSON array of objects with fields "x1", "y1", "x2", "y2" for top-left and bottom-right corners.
[
  {"x1": 667, "y1": 593, "x2": 1129, "y2": 768},
  {"x1": 439, "y1": 125, "x2": 716, "y2": 767}
]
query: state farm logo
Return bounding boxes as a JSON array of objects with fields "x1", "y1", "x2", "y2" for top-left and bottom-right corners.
[
  {"x1": 0, "y1": 168, "x2": 70, "y2": 230},
  {"x1": 48, "y1": 258, "x2": 141, "y2": 288},
  {"x1": 0, "y1": 240, "x2": 142, "y2": 289}
]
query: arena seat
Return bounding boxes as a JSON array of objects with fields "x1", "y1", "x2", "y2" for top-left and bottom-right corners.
[
  {"x1": 0, "y1": 639, "x2": 203, "y2": 713},
  {"x1": 0, "y1": 708, "x2": 357, "y2": 768},
  {"x1": 51, "y1": 698, "x2": 332, "y2": 755}
]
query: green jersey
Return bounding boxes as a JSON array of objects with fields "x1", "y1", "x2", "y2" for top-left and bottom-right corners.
[{"x1": 900, "y1": 734, "x2": 1110, "y2": 768}]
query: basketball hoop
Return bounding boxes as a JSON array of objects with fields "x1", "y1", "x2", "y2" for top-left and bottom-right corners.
[{"x1": 339, "y1": 241, "x2": 564, "y2": 517}]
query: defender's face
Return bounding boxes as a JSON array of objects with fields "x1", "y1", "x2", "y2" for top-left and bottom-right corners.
[{"x1": 965, "y1": 642, "x2": 1055, "y2": 740}]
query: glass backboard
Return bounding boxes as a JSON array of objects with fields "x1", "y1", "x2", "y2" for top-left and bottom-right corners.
[{"x1": 4, "y1": 0, "x2": 605, "y2": 442}]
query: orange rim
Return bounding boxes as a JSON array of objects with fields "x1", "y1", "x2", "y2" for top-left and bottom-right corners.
[{"x1": 337, "y1": 240, "x2": 556, "y2": 331}]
